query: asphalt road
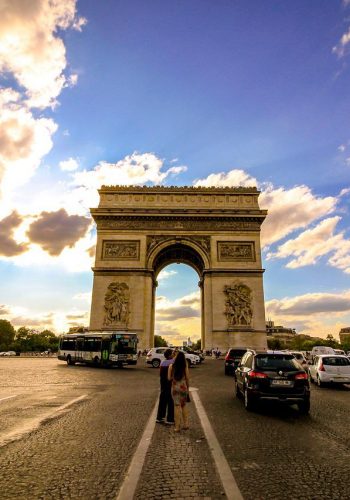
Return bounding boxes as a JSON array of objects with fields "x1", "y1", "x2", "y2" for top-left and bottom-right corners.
[{"x1": 0, "y1": 357, "x2": 349, "y2": 499}]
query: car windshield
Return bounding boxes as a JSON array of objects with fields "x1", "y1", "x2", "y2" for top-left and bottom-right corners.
[
  {"x1": 322, "y1": 356, "x2": 350, "y2": 366},
  {"x1": 256, "y1": 355, "x2": 300, "y2": 370},
  {"x1": 229, "y1": 349, "x2": 246, "y2": 357}
]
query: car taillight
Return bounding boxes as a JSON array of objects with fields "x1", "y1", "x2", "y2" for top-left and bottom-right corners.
[
  {"x1": 319, "y1": 363, "x2": 325, "y2": 371},
  {"x1": 248, "y1": 370, "x2": 268, "y2": 379},
  {"x1": 294, "y1": 372, "x2": 308, "y2": 380}
]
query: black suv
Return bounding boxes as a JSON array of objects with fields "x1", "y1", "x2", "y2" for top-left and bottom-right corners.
[
  {"x1": 234, "y1": 351, "x2": 310, "y2": 414},
  {"x1": 224, "y1": 348, "x2": 250, "y2": 375}
]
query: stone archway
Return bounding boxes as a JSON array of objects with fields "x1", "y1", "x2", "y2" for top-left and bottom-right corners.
[{"x1": 89, "y1": 186, "x2": 268, "y2": 351}]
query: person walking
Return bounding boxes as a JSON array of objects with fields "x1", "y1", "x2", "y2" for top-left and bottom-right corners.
[
  {"x1": 156, "y1": 348, "x2": 175, "y2": 425},
  {"x1": 168, "y1": 350, "x2": 190, "y2": 432}
]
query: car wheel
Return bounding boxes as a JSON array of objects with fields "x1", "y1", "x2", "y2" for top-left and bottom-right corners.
[
  {"x1": 298, "y1": 398, "x2": 310, "y2": 415},
  {"x1": 317, "y1": 375, "x2": 324, "y2": 388},
  {"x1": 244, "y1": 387, "x2": 255, "y2": 411},
  {"x1": 152, "y1": 359, "x2": 160, "y2": 368}
]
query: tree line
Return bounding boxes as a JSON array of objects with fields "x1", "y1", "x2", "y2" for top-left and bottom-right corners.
[
  {"x1": 267, "y1": 333, "x2": 350, "y2": 352},
  {"x1": 0, "y1": 320, "x2": 59, "y2": 353}
]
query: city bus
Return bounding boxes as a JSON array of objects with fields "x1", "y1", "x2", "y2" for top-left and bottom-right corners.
[{"x1": 57, "y1": 331, "x2": 139, "y2": 368}]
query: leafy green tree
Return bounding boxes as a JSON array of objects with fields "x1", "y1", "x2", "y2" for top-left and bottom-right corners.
[
  {"x1": 14, "y1": 327, "x2": 35, "y2": 352},
  {"x1": 154, "y1": 335, "x2": 168, "y2": 347},
  {"x1": 13, "y1": 327, "x2": 59, "y2": 352},
  {"x1": 0, "y1": 320, "x2": 16, "y2": 351},
  {"x1": 325, "y1": 334, "x2": 339, "y2": 349},
  {"x1": 267, "y1": 337, "x2": 282, "y2": 350},
  {"x1": 192, "y1": 339, "x2": 201, "y2": 350}
]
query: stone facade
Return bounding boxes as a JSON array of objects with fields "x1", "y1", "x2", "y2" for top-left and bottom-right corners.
[{"x1": 89, "y1": 186, "x2": 268, "y2": 351}]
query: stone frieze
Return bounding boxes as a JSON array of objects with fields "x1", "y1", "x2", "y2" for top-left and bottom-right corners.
[
  {"x1": 102, "y1": 240, "x2": 140, "y2": 260},
  {"x1": 97, "y1": 217, "x2": 261, "y2": 231},
  {"x1": 218, "y1": 242, "x2": 256, "y2": 262}
]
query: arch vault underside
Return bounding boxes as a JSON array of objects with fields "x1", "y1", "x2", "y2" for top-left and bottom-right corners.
[{"x1": 89, "y1": 186, "x2": 268, "y2": 351}]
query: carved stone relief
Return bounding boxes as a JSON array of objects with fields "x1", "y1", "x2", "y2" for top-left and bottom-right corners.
[
  {"x1": 218, "y1": 242, "x2": 256, "y2": 262},
  {"x1": 146, "y1": 235, "x2": 211, "y2": 256},
  {"x1": 103, "y1": 282, "x2": 130, "y2": 326},
  {"x1": 102, "y1": 240, "x2": 140, "y2": 260},
  {"x1": 224, "y1": 282, "x2": 253, "y2": 328},
  {"x1": 97, "y1": 217, "x2": 261, "y2": 231}
]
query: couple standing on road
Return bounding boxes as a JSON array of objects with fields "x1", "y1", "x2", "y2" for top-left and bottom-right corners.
[{"x1": 156, "y1": 349, "x2": 190, "y2": 432}]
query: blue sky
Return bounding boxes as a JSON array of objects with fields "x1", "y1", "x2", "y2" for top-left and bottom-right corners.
[{"x1": 1, "y1": 0, "x2": 350, "y2": 343}]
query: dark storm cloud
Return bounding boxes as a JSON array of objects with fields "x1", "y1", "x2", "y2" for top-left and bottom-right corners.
[
  {"x1": 0, "y1": 211, "x2": 28, "y2": 256},
  {"x1": 27, "y1": 209, "x2": 91, "y2": 256},
  {"x1": 157, "y1": 306, "x2": 200, "y2": 321}
]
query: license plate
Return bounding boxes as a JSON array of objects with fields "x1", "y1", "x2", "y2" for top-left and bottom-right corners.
[{"x1": 271, "y1": 380, "x2": 292, "y2": 386}]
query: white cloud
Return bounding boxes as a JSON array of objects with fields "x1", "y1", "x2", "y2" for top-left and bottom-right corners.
[
  {"x1": 266, "y1": 291, "x2": 350, "y2": 338},
  {"x1": 192, "y1": 169, "x2": 338, "y2": 249},
  {"x1": 156, "y1": 291, "x2": 200, "y2": 320},
  {"x1": 266, "y1": 215, "x2": 350, "y2": 274},
  {"x1": 193, "y1": 169, "x2": 257, "y2": 188},
  {"x1": 157, "y1": 269, "x2": 178, "y2": 281},
  {"x1": 266, "y1": 217, "x2": 342, "y2": 267},
  {"x1": 69, "y1": 152, "x2": 187, "y2": 211},
  {"x1": 260, "y1": 184, "x2": 337, "y2": 246},
  {"x1": 2, "y1": 304, "x2": 89, "y2": 333},
  {"x1": 73, "y1": 292, "x2": 92, "y2": 303},
  {"x1": 0, "y1": 0, "x2": 86, "y2": 109},
  {"x1": 333, "y1": 26, "x2": 350, "y2": 58},
  {"x1": 0, "y1": 89, "x2": 57, "y2": 213},
  {"x1": 0, "y1": 0, "x2": 86, "y2": 216},
  {"x1": 59, "y1": 157, "x2": 79, "y2": 172}
]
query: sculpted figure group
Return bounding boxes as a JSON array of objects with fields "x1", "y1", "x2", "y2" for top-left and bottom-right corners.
[
  {"x1": 224, "y1": 283, "x2": 253, "y2": 327},
  {"x1": 103, "y1": 282, "x2": 130, "y2": 326}
]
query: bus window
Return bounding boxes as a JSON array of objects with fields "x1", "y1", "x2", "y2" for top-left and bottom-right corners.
[{"x1": 61, "y1": 339, "x2": 76, "y2": 350}]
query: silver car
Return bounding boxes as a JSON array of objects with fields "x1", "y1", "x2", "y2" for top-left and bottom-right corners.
[{"x1": 309, "y1": 354, "x2": 350, "y2": 387}]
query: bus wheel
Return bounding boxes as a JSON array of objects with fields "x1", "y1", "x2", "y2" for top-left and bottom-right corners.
[
  {"x1": 66, "y1": 355, "x2": 74, "y2": 366},
  {"x1": 93, "y1": 356, "x2": 100, "y2": 367}
]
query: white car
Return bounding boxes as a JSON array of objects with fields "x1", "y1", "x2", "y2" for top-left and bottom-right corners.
[
  {"x1": 309, "y1": 354, "x2": 350, "y2": 387},
  {"x1": 287, "y1": 351, "x2": 309, "y2": 372},
  {"x1": 3, "y1": 351, "x2": 16, "y2": 356},
  {"x1": 146, "y1": 347, "x2": 199, "y2": 368}
]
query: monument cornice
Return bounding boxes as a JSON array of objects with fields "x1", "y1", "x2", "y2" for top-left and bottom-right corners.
[
  {"x1": 91, "y1": 214, "x2": 265, "y2": 231},
  {"x1": 99, "y1": 185, "x2": 260, "y2": 194}
]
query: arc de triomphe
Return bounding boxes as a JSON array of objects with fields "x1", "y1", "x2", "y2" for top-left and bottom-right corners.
[{"x1": 89, "y1": 186, "x2": 267, "y2": 351}]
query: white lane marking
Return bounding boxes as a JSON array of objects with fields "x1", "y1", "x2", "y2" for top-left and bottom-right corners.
[
  {"x1": 0, "y1": 394, "x2": 87, "y2": 448},
  {"x1": 116, "y1": 400, "x2": 158, "y2": 500},
  {"x1": 191, "y1": 387, "x2": 244, "y2": 500},
  {"x1": 0, "y1": 395, "x2": 17, "y2": 403}
]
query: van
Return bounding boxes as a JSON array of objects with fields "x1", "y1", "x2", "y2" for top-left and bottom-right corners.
[
  {"x1": 334, "y1": 349, "x2": 346, "y2": 356},
  {"x1": 311, "y1": 346, "x2": 335, "y2": 359}
]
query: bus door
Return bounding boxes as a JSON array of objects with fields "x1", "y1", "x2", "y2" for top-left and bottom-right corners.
[
  {"x1": 75, "y1": 337, "x2": 84, "y2": 363},
  {"x1": 101, "y1": 339, "x2": 111, "y2": 365}
]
